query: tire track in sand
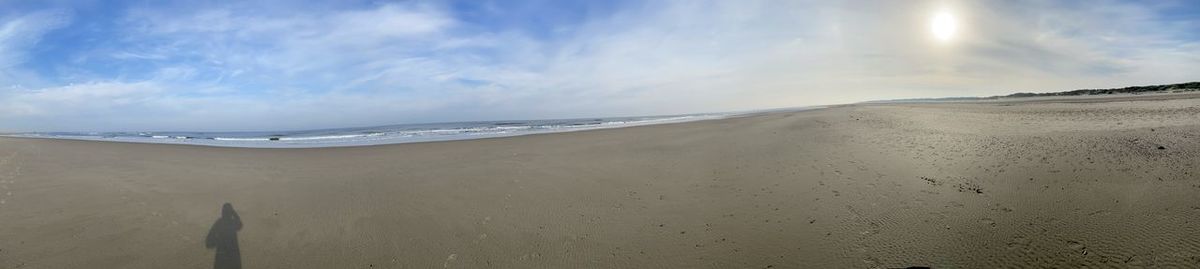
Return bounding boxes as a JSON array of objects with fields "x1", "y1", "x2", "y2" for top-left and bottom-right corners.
[{"x1": 0, "y1": 151, "x2": 20, "y2": 206}]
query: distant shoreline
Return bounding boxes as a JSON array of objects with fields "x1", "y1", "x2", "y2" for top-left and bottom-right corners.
[
  {"x1": 864, "y1": 81, "x2": 1200, "y2": 104},
  {"x1": 0, "y1": 111, "x2": 761, "y2": 149},
  {"x1": 8, "y1": 81, "x2": 1198, "y2": 148}
]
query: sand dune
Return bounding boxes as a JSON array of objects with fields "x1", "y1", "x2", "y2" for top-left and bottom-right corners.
[{"x1": 1, "y1": 94, "x2": 1198, "y2": 268}]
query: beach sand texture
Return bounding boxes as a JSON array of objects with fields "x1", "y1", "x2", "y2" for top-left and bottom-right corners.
[{"x1": 1, "y1": 95, "x2": 1198, "y2": 268}]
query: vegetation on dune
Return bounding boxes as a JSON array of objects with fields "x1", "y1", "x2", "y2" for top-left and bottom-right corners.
[
  {"x1": 865, "y1": 82, "x2": 1200, "y2": 104},
  {"x1": 1003, "y1": 82, "x2": 1200, "y2": 98}
]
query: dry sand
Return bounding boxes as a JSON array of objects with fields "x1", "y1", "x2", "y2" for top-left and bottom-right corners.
[{"x1": 1, "y1": 94, "x2": 1198, "y2": 268}]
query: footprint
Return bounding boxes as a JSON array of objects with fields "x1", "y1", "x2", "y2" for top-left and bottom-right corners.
[
  {"x1": 1066, "y1": 240, "x2": 1088, "y2": 255},
  {"x1": 1007, "y1": 236, "x2": 1031, "y2": 250},
  {"x1": 980, "y1": 218, "x2": 996, "y2": 227},
  {"x1": 443, "y1": 253, "x2": 457, "y2": 268},
  {"x1": 1066, "y1": 240, "x2": 1085, "y2": 250}
]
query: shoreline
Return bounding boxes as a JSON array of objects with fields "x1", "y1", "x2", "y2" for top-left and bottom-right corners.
[
  {"x1": 1, "y1": 93, "x2": 1198, "y2": 268},
  {"x1": 11, "y1": 90, "x2": 1200, "y2": 148},
  {"x1": 0, "y1": 113, "x2": 743, "y2": 149}
]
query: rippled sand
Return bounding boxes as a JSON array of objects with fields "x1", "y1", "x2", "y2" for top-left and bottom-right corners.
[{"x1": 0, "y1": 93, "x2": 1197, "y2": 268}]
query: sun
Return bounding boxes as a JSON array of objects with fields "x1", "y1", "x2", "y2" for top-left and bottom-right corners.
[{"x1": 930, "y1": 10, "x2": 958, "y2": 42}]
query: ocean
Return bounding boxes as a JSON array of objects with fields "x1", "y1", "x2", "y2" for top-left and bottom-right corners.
[{"x1": 7, "y1": 113, "x2": 734, "y2": 148}]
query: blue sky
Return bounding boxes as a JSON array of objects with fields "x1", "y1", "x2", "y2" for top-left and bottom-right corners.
[{"x1": 1, "y1": 0, "x2": 1197, "y2": 132}]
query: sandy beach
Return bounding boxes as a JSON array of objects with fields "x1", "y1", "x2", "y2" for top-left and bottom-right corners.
[{"x1": 1, "y1": 94, "x2": 1198, "y2": 268}]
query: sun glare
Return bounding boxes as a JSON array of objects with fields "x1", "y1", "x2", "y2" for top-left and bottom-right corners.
[{"x1": 930, "y1": 10, "x2": 957, "y2": 42}]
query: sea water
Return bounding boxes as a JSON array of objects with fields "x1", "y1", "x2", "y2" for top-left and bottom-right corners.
[{"x1": 8, "y1": 114, "x2": 733, "y2": 148}]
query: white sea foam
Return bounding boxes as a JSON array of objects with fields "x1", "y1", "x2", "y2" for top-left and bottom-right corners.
[{"x1": 6, "y1": 111, "x2": 779, "y2": 148}]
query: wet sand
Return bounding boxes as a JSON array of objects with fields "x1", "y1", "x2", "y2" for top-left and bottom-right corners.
[{"x1": 0, "y1": 94, "x2": 1198, "y2": 268}]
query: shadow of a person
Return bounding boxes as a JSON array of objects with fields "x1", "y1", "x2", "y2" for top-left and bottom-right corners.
[{"x1": 206, "y1": 203, "x2": 243, "y2": 269}]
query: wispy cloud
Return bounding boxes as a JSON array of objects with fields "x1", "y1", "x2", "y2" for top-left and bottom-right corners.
[
  {"x1": 0, "y1": 10, "x2": 70, "y2": 87},
  {"x1": 0, "y1": 0, "x2": 1196, "y2": 131}
]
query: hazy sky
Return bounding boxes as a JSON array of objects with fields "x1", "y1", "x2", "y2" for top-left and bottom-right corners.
[{"x1": 1, "y1": 0, "x2": 1197, "y2": 131}]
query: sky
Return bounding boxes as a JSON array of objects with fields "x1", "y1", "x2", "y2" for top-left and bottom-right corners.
[{"x1": 0, "y1": 0, "x2": 1197, "y2": 132}]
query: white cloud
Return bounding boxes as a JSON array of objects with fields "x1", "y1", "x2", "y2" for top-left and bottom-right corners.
[
  {"x1": 0, "y1": 80, "x2": 463, "y2": 131},
  {"x1": 0, "y1": 11, "x2": 68, "y2": 67},
  {"x1": 0, "y1": 0, "x2": 1197, "y2": 132},
  {"x1": 0, "y1": 81, "x2": 160, "y2": 118},
  {"x1": 119, "y1": 3, "x2": 456, "y2": 78},
  {"x1": 0, "y1": 10, "x2": 70, "y2": 87}
]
